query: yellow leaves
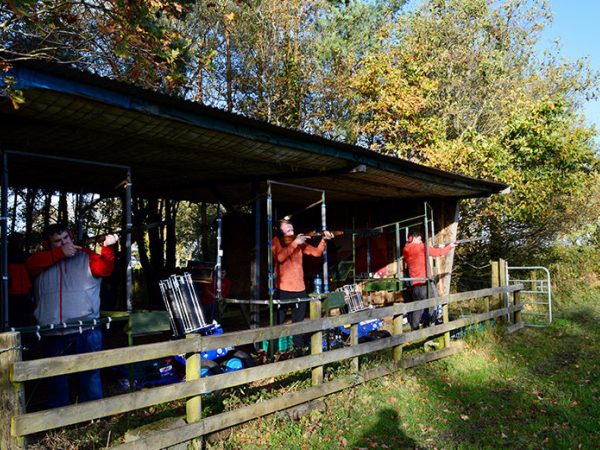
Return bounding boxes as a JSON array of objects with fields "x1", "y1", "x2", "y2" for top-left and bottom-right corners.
[{"x1": 223, "y1": 12, "x2": 236, "y2": 25}]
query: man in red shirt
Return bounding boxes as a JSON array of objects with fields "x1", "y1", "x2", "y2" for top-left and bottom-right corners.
[
  {"x1": 272, "y1": 219, "x2": 334, "y2": 350},
  {"x1": 402, "y1": 231, "x2": 456, "y2": 330},
  {"x1": 26, "y1": 223, "x2": 117, "y2": 407}
]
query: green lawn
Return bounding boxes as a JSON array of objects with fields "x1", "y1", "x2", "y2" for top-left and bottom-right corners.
[{"x1": 211, "y1": 300, "x2": 600, "y2": 449}]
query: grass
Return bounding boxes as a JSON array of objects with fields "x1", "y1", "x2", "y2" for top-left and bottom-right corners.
[
  {"x1": 27, "y1": 297, "x2": 600, "y2": 449},
  {"x1": 208, "y1": 299, "x2": 600, "y2": 450}
]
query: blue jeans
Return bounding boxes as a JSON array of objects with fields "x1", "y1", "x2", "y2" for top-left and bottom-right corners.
[{"x1": 44, "y1": 328, "x2": 103, "y2": 408}]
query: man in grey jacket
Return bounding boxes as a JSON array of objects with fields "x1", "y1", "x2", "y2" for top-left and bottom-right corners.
[{"x1": 26, "y1": 223, "x2": 118, "y2": 407}]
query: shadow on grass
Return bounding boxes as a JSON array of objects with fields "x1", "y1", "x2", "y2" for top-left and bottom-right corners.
[
  {"x1": 407, "y1": 302, "x2": 600, "y2": 449},
  {"x1": 351, "y1": 408, "x2": 417, "y2": 449}
]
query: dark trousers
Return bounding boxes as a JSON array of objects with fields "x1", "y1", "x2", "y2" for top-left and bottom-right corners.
[
  {"x1": 408, "y1": 283, "x2": 438, "y2": 330},
  {"x1": 201, "y1": 302, "x2": 216, "y2": 324},
  {"x1": 276, "y1": 290, "x2": 307, "y2": 348},
  {"x1": 44, "y1": 328, "x2": 103, "y2": 408}
]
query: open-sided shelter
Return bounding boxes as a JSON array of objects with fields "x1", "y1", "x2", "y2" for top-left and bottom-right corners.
[{"x1": 0, "y1": 61, "x2": 507, "y2": 330}]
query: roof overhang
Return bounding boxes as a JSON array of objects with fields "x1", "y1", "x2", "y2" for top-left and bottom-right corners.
[{"x1": 0, "y1": 62, "x2": 507, "y2": 204}]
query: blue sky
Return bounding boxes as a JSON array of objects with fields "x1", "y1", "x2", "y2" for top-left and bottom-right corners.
[{"x1": 540, "y1": 0, "x2": 600, "y2": 138}]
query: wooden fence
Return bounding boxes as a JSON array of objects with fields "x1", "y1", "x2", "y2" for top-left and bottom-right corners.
[{"x1": 1, "y1": 284, "x2": 524, "y2": 449}]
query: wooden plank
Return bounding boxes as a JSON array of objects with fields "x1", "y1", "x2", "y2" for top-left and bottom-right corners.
[
  {"x1": 402, "y1": 342, "x2": 464, "y2": 369},
  {"x1": 11, "y1": 336, "x2": 200, "y2": 382},
  {"x1": 13, "y1": 304, "x2": 523, "y2": 436},
  {"x1": 12, "y1": 285, "x2": 524, "y2": 382},
  {"x1": 506, "y1": 322, "x2": 525, "y2": 334},
  {"x1": 201, "y1": 285, "x2": 523, "y2": 350},
  {"x1": 1, "y1": 332, "x2": 26, "y2": 449},
  {"x1": 13, "y1": 377, "x2": 204, "y2": 436},
  {"x1": 114, "y1": 364, "x2": 403, "y2": 450}
]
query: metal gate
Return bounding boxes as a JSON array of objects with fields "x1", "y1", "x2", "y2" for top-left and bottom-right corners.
[{"x1": 506, "y1": 266, "x2": 552, "y2": 327}]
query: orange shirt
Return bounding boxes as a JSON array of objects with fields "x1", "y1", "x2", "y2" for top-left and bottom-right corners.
[{"x1": 272, "y1": 236, "x2": 326, "y2": 292}]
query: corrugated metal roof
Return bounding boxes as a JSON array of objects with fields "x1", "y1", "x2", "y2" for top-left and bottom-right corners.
[{"x1": 0, "y1": 61, "x2": 507, "y2": 204}]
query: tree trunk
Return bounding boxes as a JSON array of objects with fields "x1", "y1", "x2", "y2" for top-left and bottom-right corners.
[
  {"x1": 201, "y1": 202, "x2": 209, "y2": 259},
  {"x1": 42, "y1": 190, "x2": 52, "y2": 230},
  {"x1": 165, "y1": 199, "x2": 178, "y2": 272},
  {"x1": 58, "y1": 192, "x2": 68, "y2": 224},
  {"x1": 24, "y1": 188, "x2": 36, "y2": 249}
]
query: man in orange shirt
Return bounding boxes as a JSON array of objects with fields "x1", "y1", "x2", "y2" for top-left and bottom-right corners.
[
  {"x1": 402, "y1": 231, "x2": 456, "y2": 330},
  {"x1": 272, "y1": 219, "x2": 334, "y2": 350}
]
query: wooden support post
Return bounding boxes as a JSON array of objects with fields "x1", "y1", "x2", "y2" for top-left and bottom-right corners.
[
  {"x1": 309, "y1": 301, "x2": 323, "y2": 385},
  {"x1": 392, "y1": 314, "x2": 403, "y2": 363},
  {"x1": 490, "y1": 260, "x2": 499, "y2": 327},
  {"x1": 442, "y1": 305, "x2": 450, "y2": 347},
  {"x1": 499, "y1": 258, "x2": 509, "y2": 323},
  {"x1": 350, "y1": 324, "x2": 359, "y2": 373},
  {"x1": 513, "y1": 289, "x2": 522, "y2": 325},
  {"x1": 186, "y1": 335, "x2": 201, "y2": 425},
  {"x1": 434, "y1": 199, "x2": 459, "y2": 354},
  {"x1": 1, "y1": 332, "x2": 26, "y2": 449}
]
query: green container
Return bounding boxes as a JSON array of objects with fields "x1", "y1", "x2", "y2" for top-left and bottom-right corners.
[{"x1": 261, "y1": 336, "x2": 293, "y2": 352}]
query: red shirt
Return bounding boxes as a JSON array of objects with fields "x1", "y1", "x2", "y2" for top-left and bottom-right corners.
[
  {"x1": 26, "y1": 246, "x2": 115, "y2": 278},
  {"x1": 402, "y1": 242, "x2": 452, "y2": 286},
  {"x1": 272, "y1": 236, "x2": 326, "y2": 292}
]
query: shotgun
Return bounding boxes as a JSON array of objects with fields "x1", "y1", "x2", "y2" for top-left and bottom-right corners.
[
  {"x1": 436, "y1": 236, "x2": 486, "y2": 247},
  {"x1": 83, "y1": 221, "x2": 167, "y2": 245}
]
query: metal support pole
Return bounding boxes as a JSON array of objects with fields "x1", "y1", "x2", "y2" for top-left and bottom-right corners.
[
  {"x1": 395, "y1": 223, "x2": 401, "y2": 282},
  {"x1": 426, "y1": 202, "x2": 438, "y2": 280},
  {"x1": 124, "y1": 170, "x2": 133, "y2": 312},
  {"x1": 352, "y1": 232, "x2": 357, "y2": 283},
  {"x1": 267, "y1": 183, "x2": 274, "y2": 329},
  {"x1": 321, "y1": 191, "x2": 329, "y2": 293},
  {"x1": 366, "y1": 238, "x2": 372, "y2": 276},
  {"x1": 251, "y1": 182, "x2": 261, "y2": 329},
  {"x1": 423, "y1": 202, "x2": 431, "y2": 299},
  {"x1": 1, "y1": 151, "x2": 9, "y2": 330},
  {"x1": 216, "y1": 203, "x2": 223, "y2": 300}
]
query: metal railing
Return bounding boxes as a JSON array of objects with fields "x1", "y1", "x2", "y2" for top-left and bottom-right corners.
[{"x1": 506, "y1": 266, "x2": 552, "y2": 326}]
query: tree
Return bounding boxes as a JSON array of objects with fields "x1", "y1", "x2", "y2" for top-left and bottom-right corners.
[{"x1": 1, "y1": 0, "x2": 193, "y2": 90}]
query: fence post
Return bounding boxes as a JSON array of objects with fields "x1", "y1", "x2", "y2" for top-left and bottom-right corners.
[
  {"x1": 392, "y1": 313, "x2": 403, "y2": 364},
  {"x1": 350, "y1": 323, "x2": 359, "y2": 373},
  {"x1": 310, "y1": 301, "x2": 323, "y2": 385},
  {"x1": 186, "y1": 334, "x2": 201, "y2": 424},
  {"x1": 1, "y1": 332, "x2": 26, "y2": 449},
  {"x1": 499, "y1": 258, "x2": 509, "y2": 323},
  {"x1": 490, "y1": 260, "x2": 499, "y2": 327},
  {"x1": 513, "y1": 289, "x2": 522, "y2": 325},
  {"x1": 442, "y1": 302, "x2": 450, "y2": 347}
]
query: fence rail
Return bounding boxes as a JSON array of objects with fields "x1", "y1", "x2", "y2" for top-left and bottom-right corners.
[{"x1": 2, "y1": 284, "x2": 524, "y2": 448}]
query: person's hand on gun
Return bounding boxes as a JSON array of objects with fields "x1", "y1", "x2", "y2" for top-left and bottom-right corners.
[
  {"x1": 322, "y1": 230, "x2": 334, "y2": 240},
  {"x1": 103, "y1": 234, "x2": 119, "y2": 246},
  {"x1": 61, "y1": 241, "x2": 82, "y2": 257},
  {"x1": 294, "y1": 234, "x2": 309, "y2": 245}
]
